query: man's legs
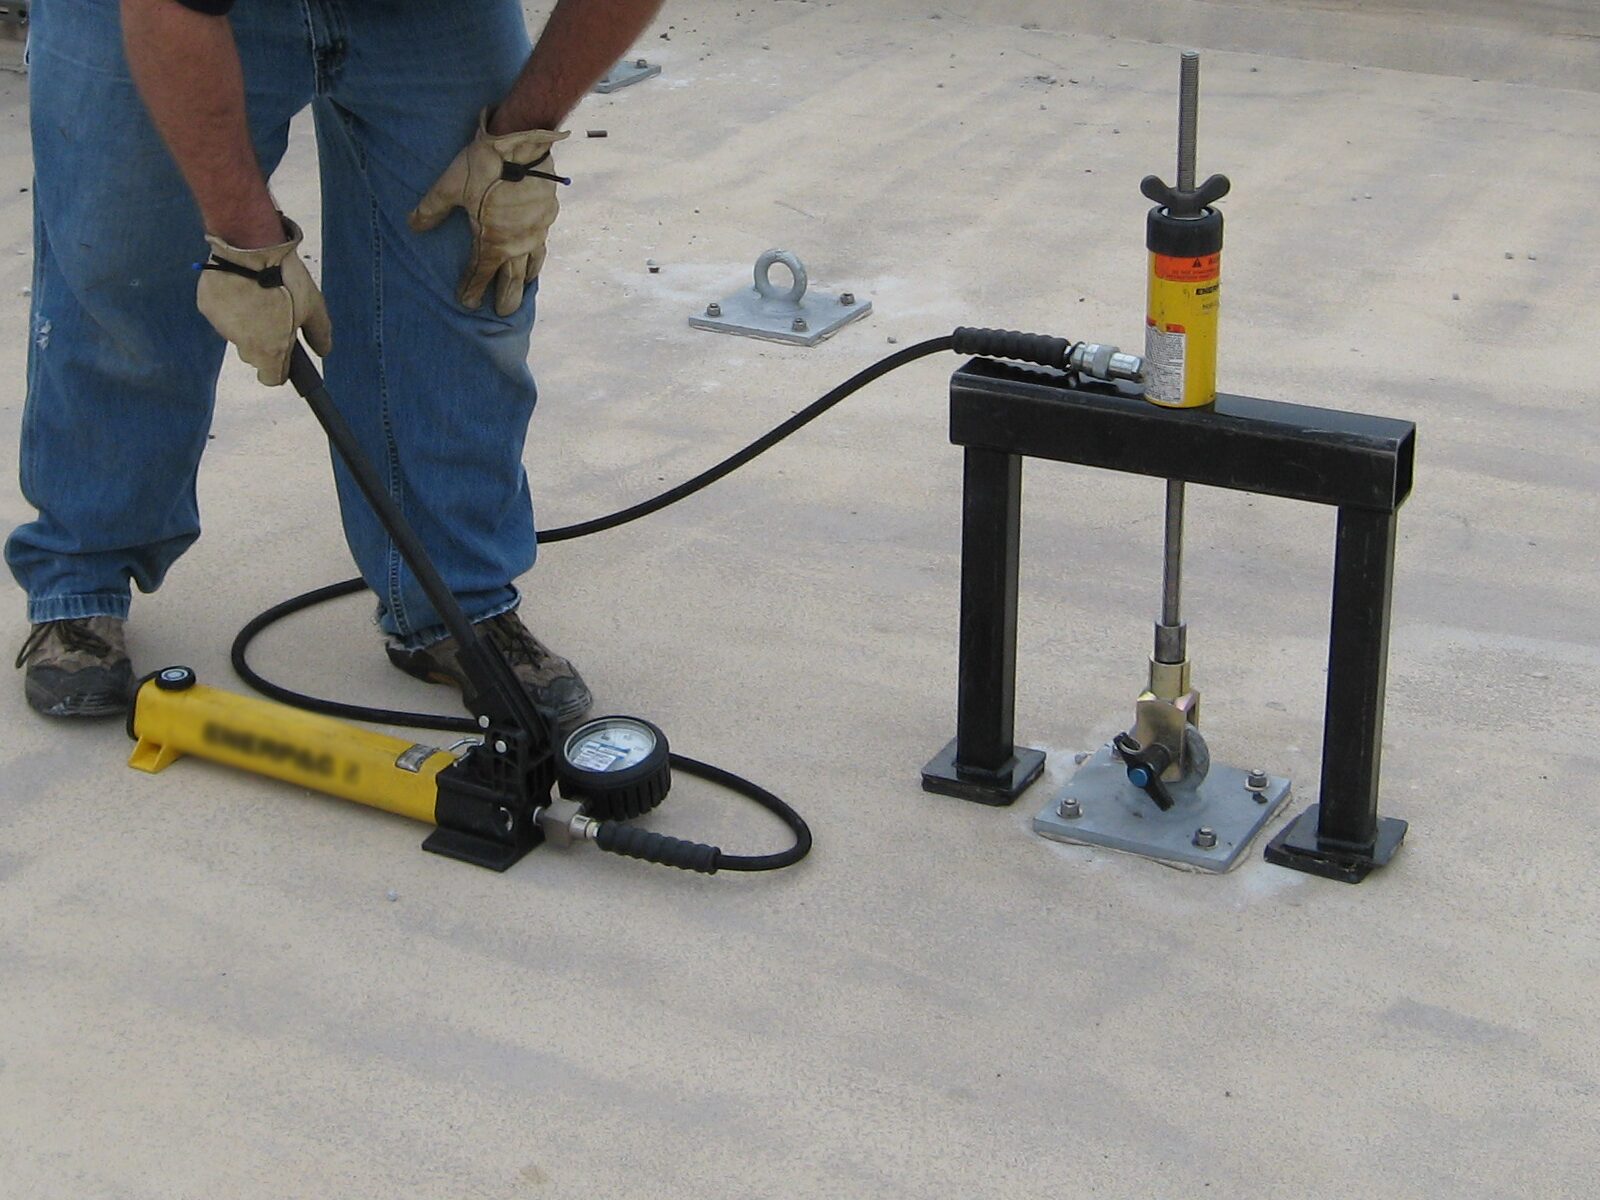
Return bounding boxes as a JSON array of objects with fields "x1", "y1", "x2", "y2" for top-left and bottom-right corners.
[
  {"x1": 309, "y1": 0, "x2": 588, "y2": 721},
  {"x1": 7, "y1": 0, "x2": 230, "y2": 622},
  {"x1": 8, "y1": 0, "x2": 312, "y2": 712}
]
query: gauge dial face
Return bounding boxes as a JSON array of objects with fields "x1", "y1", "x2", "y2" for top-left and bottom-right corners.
[{"x1": 564, "y1": 718, "x2": 659, "y2": 774}]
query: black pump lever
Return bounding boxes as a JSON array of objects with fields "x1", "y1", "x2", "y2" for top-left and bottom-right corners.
[{"x1": 285, "y1": 343, "x2": 554, "y2": 755}]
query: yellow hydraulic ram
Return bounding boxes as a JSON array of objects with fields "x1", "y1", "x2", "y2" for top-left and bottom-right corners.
[
  {"x1": 1139, "y1": 50, "x2": 1230, "y2": 410},
  {"x1": 129, "y1": 666, "x2": 450, "y2": 825}
]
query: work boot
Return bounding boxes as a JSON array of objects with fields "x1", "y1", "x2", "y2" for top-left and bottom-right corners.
[
  {"x1": 15, "y1": 616, "x2": 134, "y2": 718},
  {"x1": 386, "y1": 610, "x2": 593, "y2": 729}
]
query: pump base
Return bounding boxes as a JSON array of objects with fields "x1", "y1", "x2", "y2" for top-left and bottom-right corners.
[
  {"x1": 1263, "y1": 805, "x2": 1406, "y2": 883},
  {"x1": 421, "y1": 826, "x2": 542, "y2": 873},
  {"x1": 922, "y1": 738, "x2": 1045, "y2": 806},
  {"x1": 1035, "y1": 742, "x2": 1289, "y2": 871}
]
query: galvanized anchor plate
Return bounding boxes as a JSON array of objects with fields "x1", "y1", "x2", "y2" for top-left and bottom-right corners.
[
  {"x1": 690, "y1": 250, "x2": 872, "y2": 347},
  {"x1": 594, "y1": 58, "x2": 661, "y2": 93},
  {"x1": 1034, "y1": 742, "x2": 1290, "y2": 872}
]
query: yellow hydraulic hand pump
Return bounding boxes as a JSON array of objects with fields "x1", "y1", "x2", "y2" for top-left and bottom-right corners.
[
  {"x1": 129, "y1": 666, "x2": 450, "y2": 825},
  {"x1": 121, "y1": 345, "x2": 565, "y2": 872}
]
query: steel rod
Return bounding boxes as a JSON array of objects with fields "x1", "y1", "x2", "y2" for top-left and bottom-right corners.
[
  {"x1": 1156, "y1": 51, "x2": 1200, "y2": 663},
  {"x1": 1178, "y1": 51, "x2": 1199, "y2": 192},
  {"x1": 1161, "y1": 478, "x2": 1185, "y2": 630}
]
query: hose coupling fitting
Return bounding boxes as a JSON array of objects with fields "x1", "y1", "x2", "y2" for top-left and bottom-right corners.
[
  {"x1": 1069, "y1": 342, "x2": 1146, "y2": 383},
  {"x1": 534, "y1": 797, "x2": 601, "y2": 846}
]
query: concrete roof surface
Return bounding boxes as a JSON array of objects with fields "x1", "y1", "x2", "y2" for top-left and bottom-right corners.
[{"x1": 0, "y1": 2, "x2": 1595, "y2": 1197}]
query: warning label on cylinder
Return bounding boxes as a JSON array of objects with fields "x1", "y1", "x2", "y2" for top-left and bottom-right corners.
[
  {"x1": 1144, "y1": 321, "x2": 1186, "y2": 405},
  {"x1": 1154, "y1": 253, "x2": 1221, "y2": 283}
]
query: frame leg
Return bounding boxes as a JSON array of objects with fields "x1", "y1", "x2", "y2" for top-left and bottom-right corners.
[
  {"x1": 1266, "y1": 506, "x2": 1407, "y2": 881},
  {"x1": 923, "y1": 447, "x2": 1044, "y2": 805}
]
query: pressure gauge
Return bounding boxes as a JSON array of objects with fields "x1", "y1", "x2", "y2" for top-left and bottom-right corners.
[{"x1": 556, "y1": 716, "x2": 671, "y2": 820}]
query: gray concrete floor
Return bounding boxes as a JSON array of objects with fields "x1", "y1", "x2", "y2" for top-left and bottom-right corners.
[{"x1": 1, "y1": 2, "x2": 1597, "y2": 1196}]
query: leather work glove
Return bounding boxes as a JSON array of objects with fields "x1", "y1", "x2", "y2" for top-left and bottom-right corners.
[
  {"x1": 409, "y1": 111, "x2": 571, "y2": 317},
  {"x1": 197, "y1": 216, "x2": 333, "y2": 387}
]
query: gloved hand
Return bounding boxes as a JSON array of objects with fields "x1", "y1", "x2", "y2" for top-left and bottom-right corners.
[
  {"x1": 197, "y1": 216, "x2": 333, "y2": 387},
  {"x1": 409, "y1": 111, "x2": 571, "y2": 317}
]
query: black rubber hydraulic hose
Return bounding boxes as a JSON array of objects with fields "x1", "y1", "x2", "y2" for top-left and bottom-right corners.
[
  {"x1": 670, "y1": 753, "x2": 811, "y2": 872},
  {"x1": 589, "y1": 753, "x2": 810, "y2": 873},
  {"x1": 232, "y1": 340, "x2": 958, "y2": 875},
  {"x1": 233, "y1": 328, "x2": 1088, "y2": 874},
  {"x1": 232, "y1": 334, "x2": 958, "y2": 725},
  {"x1": 540, "y1": 334, "x2": 955, "y2": 542}
]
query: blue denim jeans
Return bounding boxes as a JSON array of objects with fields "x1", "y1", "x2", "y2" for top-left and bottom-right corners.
[{"x1": 7, "y1": 0, "x2": 543, "y2": 648}]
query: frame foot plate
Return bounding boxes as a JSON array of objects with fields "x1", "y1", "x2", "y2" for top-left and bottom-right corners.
[
  {"x1": 922, "y1": 738, "x2": 1046, "y2": 806},
  {"x1": 1263, "y1": 804, "x2": 1406, "y2": 883}
]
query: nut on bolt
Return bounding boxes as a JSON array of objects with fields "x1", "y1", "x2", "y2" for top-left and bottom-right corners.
[
  {"x1": 1193, "y1": 826, "x2": 1218, "y2": 849},
  {"x1": 839, "y1": 292, "x2": 856, "y2": 306},
  {"x1": 1058, "y1": 797, "x2": 1082, "y2": 820},
  {"x1": 705, "y1": 302, "x2": 722, "y2": 318},
  {"x1": 792, "y1": 317, "x2": 809, "y2": 332}
]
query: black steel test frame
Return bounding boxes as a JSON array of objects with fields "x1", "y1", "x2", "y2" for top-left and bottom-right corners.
[{"x1": 922, "y1": 358, "x2": 1415, "y2": 884}]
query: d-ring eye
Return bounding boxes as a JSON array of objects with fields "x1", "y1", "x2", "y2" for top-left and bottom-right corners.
[{"x1": 753, "y1": 249, "x2": 808, "y2": 307}]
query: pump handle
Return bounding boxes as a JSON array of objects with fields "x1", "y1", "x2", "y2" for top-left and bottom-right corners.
[{"x1": 285, "y1": 343, "x2": 553, "y2": 748}]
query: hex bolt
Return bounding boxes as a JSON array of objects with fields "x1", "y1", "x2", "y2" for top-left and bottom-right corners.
[
  {"x1": 1193, "y1": 826, "x2": 1218, "y2": 849},
  {"x1": 494, "y1": 739, "x2": 509, "y2": 755},
  {"x1": 705, "y1": 302, "x2": 722, "y2": 318},
  {"x1": 839, "y1": 292, "x2": 856, "y2": 306},
  {"x1": 1058, "y1": 797, "x2": 1082, "y2": 820},
  {"x1": 477, "y1": 715, "x2": 491, "y2": 729},
  {"x1": 792, "y1": 317, "x2": 809, "y2": 332}
]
